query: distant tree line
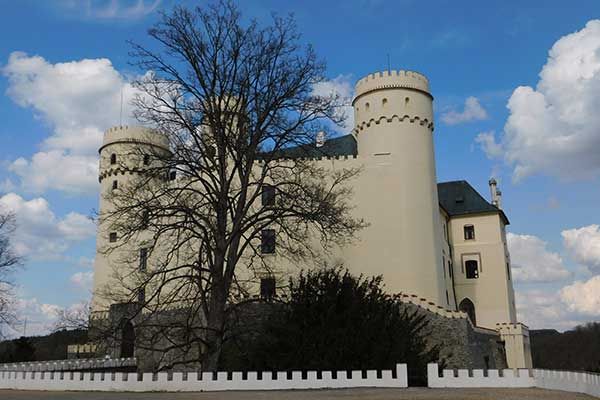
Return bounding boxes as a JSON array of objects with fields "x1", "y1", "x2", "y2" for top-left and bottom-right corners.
[
  {"x1": 0, "y1": 329, "x2": 88, "y2": 363},
  {"x1": 531, "y1": 323, "x2": 600, "y2": 372}
]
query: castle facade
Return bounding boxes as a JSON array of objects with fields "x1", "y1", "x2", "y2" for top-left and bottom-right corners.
[{"x1": 92, "y1": 70, "x2": 532, "y2": 369}]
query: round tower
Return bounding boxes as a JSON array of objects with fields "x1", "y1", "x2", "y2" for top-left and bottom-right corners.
[
  {"x1": 347, "y1": 70, "x2": 446, "y2": 305},
  {"x1": 92, "y1": 125, "x2": 170, "y2": 311}
]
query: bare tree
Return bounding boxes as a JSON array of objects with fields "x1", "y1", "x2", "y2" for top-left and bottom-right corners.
[
  {"x1": 99, "y1": 1, "x2": 365, "y2": 370},
  {"x1": 0, "y1": 211, "x2": 21, "y2": 338}
]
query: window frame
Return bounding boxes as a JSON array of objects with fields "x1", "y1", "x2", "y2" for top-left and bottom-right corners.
[
  {"x1": 260, "y1": 229, "x2": 276, "y2": 254},
  {"x1": 465, "y1": 260, "x2": 479, "y2": 279},
  {"x1": 464, "y1": 224, "x2": 475, "y2": 240},
  {"x1": 109, "y1": 232, "x2": 118, "y2": 243},
  {"x1": 139, "y1": 248, "x2": 148, "y2": 271}
]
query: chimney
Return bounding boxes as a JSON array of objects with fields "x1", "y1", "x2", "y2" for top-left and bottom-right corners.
[
  {"x1": 495, "y1": 189, "x2": 502, "y2": 209},
  {"x1": 489, "y1": 178, "x2": 499, "y2": 207}
]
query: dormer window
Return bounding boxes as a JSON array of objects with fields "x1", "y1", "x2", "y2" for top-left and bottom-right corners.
[
  {"x1": 464, "y1": 224, "x2": 475, "y2": 240},
  {"x1": 110, "y1": 154, "x2": 117, "y2": 165}
]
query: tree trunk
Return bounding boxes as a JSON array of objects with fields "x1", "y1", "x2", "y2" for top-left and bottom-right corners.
[{"x1": 202, "y1": 279, "x2": 227, "y2": 371}]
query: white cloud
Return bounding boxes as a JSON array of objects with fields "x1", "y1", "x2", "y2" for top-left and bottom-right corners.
[
  {"x1": 312, "y1": 74, "x2": 354, "y2": 133},
  {"x1": 0, "y1": 192, "x2": 95, "y2": 260},
  {"x1": 441, "y1": 96, "x2": 488, "y2": 125},
  {"x1": 60, "y1": 0, "x2": 161, "y2": 20},
  {"x1": 70, "y1": 271, "x2": 94, "y2": 292},
  {"x1": 500, "y1": 20, "x2": 600, "y2": 181},
  {"x1": 2, "y1": 51, "x2": 139, "y2": 195},
  {"x1": 562, "y1": 225, "x2": 600, "y2": 271},
  {"x1": 475, "y1": 131, "x2": 503, "y2": 159},
  {"x1": 560, "y1": 276, "x2": 600, "y2": 316},
  {"x1": 507, "y1": 232, "x2": 571, "y2": 283},
  {"x1": 516, "y1": 288, "x2": 584, "y2": 330},
  {"x1": 3, "y1": 297, "x2": 87, "y2": 338}
]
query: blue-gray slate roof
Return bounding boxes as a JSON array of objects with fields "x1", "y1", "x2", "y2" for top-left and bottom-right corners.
[{"x1": 437, "y1": 180, "x2": 509, "y2": 224}]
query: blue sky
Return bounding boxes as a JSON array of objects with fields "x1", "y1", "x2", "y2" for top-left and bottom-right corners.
[{"x1": 1, "y1": 0, "x2": 600, "y2": 336}]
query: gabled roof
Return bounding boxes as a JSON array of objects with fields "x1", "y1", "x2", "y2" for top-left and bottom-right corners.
[
  {"x1": 437, "y1": 180, "x2": 509, "y2": 224},
  {"x1": 270, "y1": 134, "x2": 358, "y2": 159}
]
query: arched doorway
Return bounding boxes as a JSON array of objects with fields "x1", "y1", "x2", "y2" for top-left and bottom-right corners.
[
  {"x1": 459, "y1": 298, "x2": 476, "y2": 326},
  {"x1": 120, "y1": 320, "x2": 135, "y2": 358}
]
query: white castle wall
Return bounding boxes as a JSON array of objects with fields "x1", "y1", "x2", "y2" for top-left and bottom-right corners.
[
  {"x1": 428, "y1": 363, "x2": 600, "y2": 398},
  {"x1": 0, "y1": 357, "x2": 136, "y2": 372},
  {"x1": 0, "y1": 364, "x2": 408, "y2": 392}
]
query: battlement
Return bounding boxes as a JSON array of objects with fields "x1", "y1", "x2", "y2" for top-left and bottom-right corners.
[
  {"x1": 100, "y1": 125, "x2": 170, "y2": 154},
  {"x1": 353, "y1": 70, "x2": 430, "y2": 103}
]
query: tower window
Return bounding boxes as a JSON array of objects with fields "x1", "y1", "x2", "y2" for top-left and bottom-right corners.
[
  {"x1": 110, "y1": 154, "x2": 117, "y2": 164},
  {"x1": 262, "y1": 184, "x2": 275, "y2": 207},
  {"x1": 112, "y1": 180, "x2": 118, "y2": 190},
  {"x1": 448, "y1": 260, "x2": 453, "y2": 278},
  {"x1": 169, "y1": 171, "x2": 177, "y2": 181},
  {"x1": 442, "y1": 256, "x2": 446, "y2": 279},
  {"x1": 141, "y1": 210, "x2": 149, "y2": 229},
  {"x1": 465, "y1": 260, "x2": 479, "y2": 279},
  {"x1": 261, "y1": 229, "x2": 275, "y2": 254},
  {"x1": 459, "y1": 298, "x2": 476, "y2": 326},
  {"x1": 405, "y1": 97, "x2": 410, "y2": 106},
  {"x1": 109, "y1": 232, "x2": 118, "y2": 243},
  {"x1": 464, "y1": 225, "x2": 475, "y2": 240},
  {"x1": 139, "y1": 248, "x2": 148, "y2": 271},
  {"x1": 137, "y1": 287, "x2": 145, "y2": 304},
  {"x1": 143, "y1": 154, "x2": 150, "y2": 166},
  {"x1": 382, "y1": 98, "x2": 388, "y2": 107},
  {"x1": 365, "y1": 102, "x2": 370, "y2": 111},
  {"x1": 260, "y1": 277, "x2": 276, "y2": 300}
]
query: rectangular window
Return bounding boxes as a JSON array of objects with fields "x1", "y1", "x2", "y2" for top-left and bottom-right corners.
[
  {"x1": 464, "y1": 225, "x2": 475, "y2": 240},
  {"x1": 143, "y1": 154, "x2": 150, "y2": 166},
  {"x1": 465, "y1": 260, "x2": 479, "y2": 279},
  {"x1": 109, "y1": 232, "x2": 117, "y2": 243},
  {"x1": 137, "y1": 287, "x2": 145, "y2": 304},
  {"x1": 112, "y1": 180, "x2": 118, "y2": 190},
  {"x1": 141, "y1": 210, "x2": 149, "y2": 229},
  {"x1": 261, "y1": 229, "x2": 276, "y2": 254},
  {"x1": 262, "y1": 184, "x2": 275, "y2": 206},
  {"x1": 260, "y1": 277, "x2": 276, "y2": 300},
  {"x1": 139, "y1": 248, "x2": 148, "y2": 271}
]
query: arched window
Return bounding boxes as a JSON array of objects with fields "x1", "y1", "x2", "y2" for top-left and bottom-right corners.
[
  {"x1": 382, "y1": 98, "x2": 388, "y2": 107},
  {"x1": 405, "y1": 97, "x2": 410, "y2": 106},
  {"x1": 459, "y1": 298, "x2": 476, "y2": 326},
  {"x1": 110, "y1": 154, "x2": 117, "y2": 165},
  {"x1": 120, "y1": 320, "x2": 135, "y2": 358},
  {"x1": 365, "y1": 102, "x2": 370, "y2": 111},
  {"x1": 465, "y1": 260, "x2": 479, "y2": 279}
]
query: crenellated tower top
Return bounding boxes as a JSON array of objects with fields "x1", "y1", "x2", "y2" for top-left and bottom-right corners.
[{"x1": 353, "y1": 70, "x2": 431, "y2": 105}]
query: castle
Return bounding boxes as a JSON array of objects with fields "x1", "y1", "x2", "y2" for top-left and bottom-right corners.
[{"x1": 92, "y1": 70, "x2": 533, "y2": 369}]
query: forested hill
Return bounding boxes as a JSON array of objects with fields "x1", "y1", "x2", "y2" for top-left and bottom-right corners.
[
  {"x1": 0, "y1": 329, "x2": 88, "y2": 363},
  {"x1": 531, "y1": 323, "x2": 600, "y2": 372}
]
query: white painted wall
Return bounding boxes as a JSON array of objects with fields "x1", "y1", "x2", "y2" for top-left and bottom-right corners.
[
  {"x1": 0, "y1": 364, "x2": 407, "y2": 392},
  {"x1": 428, "y1": 363, "x2": 600, "y2": 398}
]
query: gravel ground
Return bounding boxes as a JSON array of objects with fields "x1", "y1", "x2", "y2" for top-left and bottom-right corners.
[{"x1": 0, "y1": 388, "x2": 595, "y2": 400}]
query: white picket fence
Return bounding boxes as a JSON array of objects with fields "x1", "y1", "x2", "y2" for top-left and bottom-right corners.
[
  {"x1": 428, "y1": 363, "x2": 600, "y2": 398},
  {"x1": 0, "y1": 364, "x2": 408, "y2": 392}
]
